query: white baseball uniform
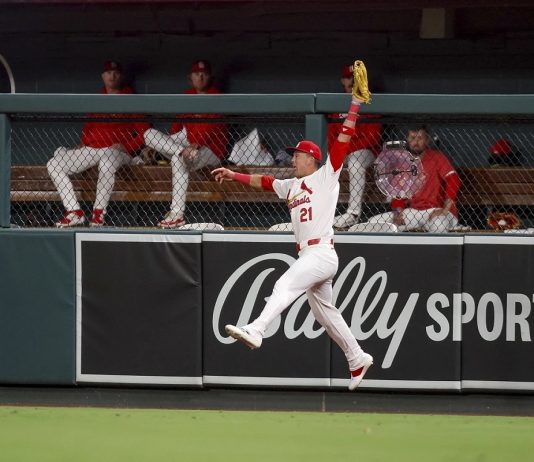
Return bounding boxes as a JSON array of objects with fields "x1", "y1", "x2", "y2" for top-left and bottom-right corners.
[
  {"x1": 246, "y1": 143, "x2": 367, "y2": 372},
  {"x1": 47, "y1": 145, "x2": 132, "y2": 212},
  {"x1": 144, "y1": 127, "x2": 220, "y2": 215}
]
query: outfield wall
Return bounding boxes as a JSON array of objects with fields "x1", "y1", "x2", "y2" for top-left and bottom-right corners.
[{"x1": 1, "y1": 230, "x2": 533, "y2": 392}]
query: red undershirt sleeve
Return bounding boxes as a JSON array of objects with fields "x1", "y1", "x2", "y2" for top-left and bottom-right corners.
[
  {"x1": 261, "y1": 175, "x2": 275, "y2": 191},
  {"x1": 445, "y1": 172, "x2": 461, "y2": 201}
]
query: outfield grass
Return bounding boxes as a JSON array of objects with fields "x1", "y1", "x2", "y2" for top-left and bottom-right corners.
[{"x1": 1, "y1": 406, "x2": 533, "y2": 462}]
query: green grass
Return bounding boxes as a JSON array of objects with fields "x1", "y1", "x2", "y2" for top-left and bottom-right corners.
[{"x1": 1, "y1": 406, "x2": 533, "y2": 462}]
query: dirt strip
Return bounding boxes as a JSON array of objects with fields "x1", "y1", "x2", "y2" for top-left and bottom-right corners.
[{"x1": 1, "y1": 387, "x2": 534, "y2": 416}]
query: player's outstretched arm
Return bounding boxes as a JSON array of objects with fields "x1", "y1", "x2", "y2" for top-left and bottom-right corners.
[
  {"x1": 211, "y1": 167, "x2": 272, "y2": 190},
  {"x1": 330, "y1": 60, "x2": 371, "y2": 170}
]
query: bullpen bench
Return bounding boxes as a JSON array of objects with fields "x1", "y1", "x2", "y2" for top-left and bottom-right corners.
[
  {"x1": 9, "y1": 165, "x2": 386, "y2": 205},
  {"x1": 9, "y1": 165, "x2": 534, "y2": 228}
]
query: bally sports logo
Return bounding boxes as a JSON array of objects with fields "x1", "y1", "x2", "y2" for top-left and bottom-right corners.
[{"x1": 213, "y1": 254, "x2": 533, "y2": 369}]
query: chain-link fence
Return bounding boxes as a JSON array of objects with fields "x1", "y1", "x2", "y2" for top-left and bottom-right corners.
[{"x1": 9, "y1": 112, "x2": 534, "y2": 232}]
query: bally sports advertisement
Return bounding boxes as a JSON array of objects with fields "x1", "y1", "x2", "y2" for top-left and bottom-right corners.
[{"x1": 76, "y1": 232, "x2": 534, "y2": 392}]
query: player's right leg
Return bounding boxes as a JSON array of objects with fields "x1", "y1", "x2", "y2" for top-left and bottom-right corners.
[{"x1": 47, "y1": 146, "x2": 98, "y2": 227}]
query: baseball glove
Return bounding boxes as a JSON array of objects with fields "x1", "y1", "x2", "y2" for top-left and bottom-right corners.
[
  {"x1": 352, "y1": 60, "x2": 372, "y2": 104},
  {"x1": 487, "y1": 212, "x2": 522, "y2": 231}
]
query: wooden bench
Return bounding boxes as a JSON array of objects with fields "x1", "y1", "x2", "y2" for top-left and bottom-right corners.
[
  {"x1": 457, "y1": 167, "x2": 534, "y2": 206},
  {"x1": 9, "y1": 165, "x2": 534, "y2": 208},
  {"x1": 9, "y1": 165, "x2": 386, "y2": 205}
]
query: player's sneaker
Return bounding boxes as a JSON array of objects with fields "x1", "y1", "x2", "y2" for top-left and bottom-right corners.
[
  {"x1": 56, "y1": 209, "x2": 85, "y2": 228},
  {"x1": 225, "y1": 324, "x2": 262, "y2": 349},
  {"x1": 158, "y1": 211, "x2": 186, "y2": 229},
  {"x1": 334, "y1": 212, "x2": 359, "y2": 229},
  {"x1": 348, "y1": 352, "x2": 373, "y2": 391},
  {"x1": 89, "y1": 209, "x2": 105, "y2": 227}
]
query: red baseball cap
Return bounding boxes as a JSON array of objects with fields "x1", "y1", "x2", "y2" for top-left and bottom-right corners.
[
  {"x1": 490, "y1": 139, "x2": 512, "y2": 156},
  {"x1": 103, "y1": 61, "x2": 122, "y2": 72},
  {"x1": 342, "y1": 64, "x2": 353, "y2": 78},
  {"x1": 191, "y1": 60, "x2": 211, "y2": 74},
  {"x1": 285, "y1": 140, "x2": 322, "y2": 162}
]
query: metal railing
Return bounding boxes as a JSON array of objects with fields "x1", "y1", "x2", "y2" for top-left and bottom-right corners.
[{"x1": 1, "y1": 93, "x2": 534, "y2": 232}]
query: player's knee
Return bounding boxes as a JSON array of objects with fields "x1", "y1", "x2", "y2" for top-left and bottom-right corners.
[
  {"x1": 143, "y1": 128, "x2": 158, "y2": 145},
  {"x1": 47, "y1": 155, "x2": 62, "y2": 175}
]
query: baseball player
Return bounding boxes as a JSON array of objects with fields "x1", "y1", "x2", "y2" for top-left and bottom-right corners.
[
  {"x1": 47, "y1": 61, "x2": 149, "y2": 227},
  {"x1": 367, "y1": 126, "x2": 461, "y2": 232},
  {"x1": 212, "y1": 61, "x2": 373, "y2": 391},
  {"x1": 143, "y1": 60, "x2": 228, "y2": 228},
  {"x1": 330, "y1": 64, "x2": 382, "y2": 229}
]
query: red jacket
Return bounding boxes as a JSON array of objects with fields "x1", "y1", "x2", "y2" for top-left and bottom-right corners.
[
  {"x1": 81, "y1": 86, "x2": 150, "y2": 155},
  {"x1": 170, "y1": 86, "x2": 228, "y2": 159},
  {"x1": 327, "y1": 113, "x2": 382, "y2": 155},
  {"x1": 391, "y1": 149, "x2": 461, "y2": 217}
]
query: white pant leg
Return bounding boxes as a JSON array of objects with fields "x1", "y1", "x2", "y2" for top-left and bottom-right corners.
[
  {"x1": 425, "y1": 212, "x2": 458, "y2": 233},
  {"x1": 144, "y1": 128, "x2": 187, "y2": 159},
  {"x1": 47, "y1": 146, "x2": 101, "y2": 211},
  {"x1": 307, "y1": 278, "x2": 364, "y2": 371},
  {"x1": 401, "y1": 208, "x2": 432, "y2": 231},
  {"x1": 94, "y1": 147, "x2": 132, "y2": 211},
  {"x1": 368, "y1": 212, "x2": 395, "y2": 223},
  {"x1": 170, "y1": 146, "x2": 220, "y2": 214},
  {"x1": 346, "y1": 149, "x2": 375, "y2": 216},
  {"x1": 250, "y1": 246, "x2": 337, "y2": 336}
]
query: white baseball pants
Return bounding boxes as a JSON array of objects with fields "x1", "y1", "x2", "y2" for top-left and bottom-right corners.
[
  {"x1": 346, "y1": 149, "x2": 375, "y2": 216},
  {"x1": 249, "y1": 245, "x2": 364, "y2": 371},
  {"x1": 47, "y1": 145, "x2": 132, "y2": 212},
  {"x1": 369, "y1": 208, "x2": 458, "y2": 233},
  {"x1": 144, "y1": 128, "x2": 220, "y2": 215}
]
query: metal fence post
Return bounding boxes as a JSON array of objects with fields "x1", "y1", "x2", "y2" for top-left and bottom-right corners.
[
  {"x1": 305, "y1": 114, "x2": 327, "y2": 164},
  {"x1": 0, "y1": 114, "x2": 11, "y2": 228}
]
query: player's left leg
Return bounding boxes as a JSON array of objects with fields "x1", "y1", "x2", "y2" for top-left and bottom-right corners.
[
  {"x1": 306, "y1": 270, "x2": 373, "y2": 390},
  {"x1": 143, "y1": 128, "x2": 187, "y2": 159},
  {"x1": 426, "y1": 212, "x2": 458, "y2": 233},
  {"x1": 92, "y1": 147, "x2": 132, "y2": 226}
]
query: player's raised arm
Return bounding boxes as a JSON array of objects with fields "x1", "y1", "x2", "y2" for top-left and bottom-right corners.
[
  {"x1": 330, "y1": 60, "x2": 372, "y2": 171},
  {"x1": 211, "y1": 167, "x2": 275, "y2": 191}
]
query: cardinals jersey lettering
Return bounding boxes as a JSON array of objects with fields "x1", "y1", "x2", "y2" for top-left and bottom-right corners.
[{"x1": 273, "y1": 159, "x2": 340, "y2": 244}]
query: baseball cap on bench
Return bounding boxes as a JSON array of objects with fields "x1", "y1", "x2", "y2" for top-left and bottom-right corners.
[{"x1": 285, "y1": 140, "x2": 322, "y2": 162}]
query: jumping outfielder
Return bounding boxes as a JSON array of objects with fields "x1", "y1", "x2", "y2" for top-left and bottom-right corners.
[{"x1": 212, "y1": 60, "x2": 373, "y2": 390}]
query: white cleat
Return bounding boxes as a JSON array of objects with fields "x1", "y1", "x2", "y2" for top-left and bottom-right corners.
[
  {"x1": 225, "y1": 324, "x2": 262, "y2": 349},
  {"x1": 348, "y1": 353, "x2": 373, "y2": 391}
]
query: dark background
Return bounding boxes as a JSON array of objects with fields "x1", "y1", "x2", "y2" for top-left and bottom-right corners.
[
  {"x1": 81, "y1": 239, "x2": 203, "y2": 379},
  {"x1": 1, "y1": 1, "x2": 534, "y2": 94}
]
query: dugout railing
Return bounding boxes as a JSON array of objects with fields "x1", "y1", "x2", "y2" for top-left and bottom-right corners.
[{"x1": 1, "y1": 93, "x2": 534, "y2": 231}]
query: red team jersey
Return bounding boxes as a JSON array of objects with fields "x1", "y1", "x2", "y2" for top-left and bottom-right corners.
[
  {"x1": 81, "y1": 86, "x2": 150, "y2": 155},
  {"x1": 392, "y1": 149, "x2": 460, "y2": 217},
  {"x1": 170, "y1": 86, "x2": 228, "y2": 159}
]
